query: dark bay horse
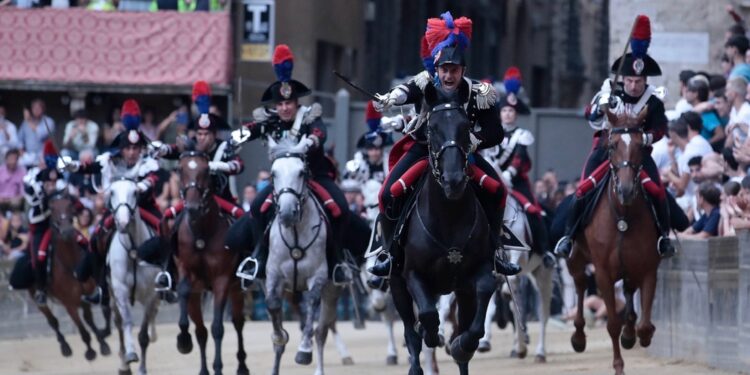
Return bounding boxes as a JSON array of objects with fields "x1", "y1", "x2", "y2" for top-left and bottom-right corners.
[
  {"x1": 389, "y1": 85, "x2": 496, "y2": 375},
  {"x1": 37, "y1": 192, "x2": 110, "y2": 360},
  {"x1": 174, "y1": 151, "x2": 249, "y2": 375},
  {"x1": 567, "y1": 106, "x2": 659, "y2": 375}
]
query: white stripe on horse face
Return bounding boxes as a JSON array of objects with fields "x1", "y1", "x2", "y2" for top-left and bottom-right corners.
[{"x1": 621, "y1": 133, "x2": 632, "y2": 147}]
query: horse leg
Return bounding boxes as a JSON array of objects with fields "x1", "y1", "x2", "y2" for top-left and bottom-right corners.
[
  {"x1": 297, "y1": 277, "x2": 325, "y2": 366},
  {"x1": 82, "y1": 302, "x2": 111, "y2": 356},
  {"x1": 330, "y1": 323, "x2": 354, "y2": 365},
  {"x1": 508, "y1": 276, "x2": 528, "y2": 359},
  {"x1": 384, "y1": 301, "x2": 399, "y2": 365},
  {"x1": 315, "y1": 283, "x2": 341, "y2": 375},
  {"x1": 478, "y1": 292, "x2": 495, "y2": 353},
  {"x1": 533, "y1": 267, "x2": 553, "y2": 363},
  {"x1": 210, "y1": 279, "x2": 229, "y2": 375},
  {"x1": 137, "y1": 298, "x2": 159, "y2": 375},
  {"x1": 406, "y1": 270, "x2": 440, "y2": 348},
  {"x1": 229, "y1": 287, "x2": 249, "y2": 375},
  {"x1": 176, "y1": 277, "x2": 194, "y2": 354},
  {"x1": 101, "y1": 298, "x2": 113, "y2": 338},
  {"x1": 266, "y1": 277, "x2": 288, "y2": 375},
  {"x1": 113, "y1": 288, "x2": 139, "y2": 364},
  {"x1": 113, "y1": 305, "x2": 132, "y2": 375},
  {"x1": 187, "y1": 292, "x2": 209, "y2": 375},
  {"x1": 636, "y1": 273, "x2": 657, "y2": 348},
  {"x1": 620, "y1": 283, "x2": 637, "y2": 350},
  {"x1": 37, "y1": 303, "x2": 73, "y2": 357},
  {"x1": 390, "y1": 274, "x2": 423, "y2": 375},
  {"x1": 595, "y1": 272, "x2": 624, "y2": 375},
  {"x1": 66, "y1": 303, "x2": 97, "y2": 361},
  {"x1": 568, "y1": 255, "x2": 588, "y2": 352},
  {"x1": 450, "y1": 267, "x2": 495, "y2": 364}
]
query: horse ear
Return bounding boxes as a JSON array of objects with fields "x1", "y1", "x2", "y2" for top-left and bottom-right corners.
[
  {"x1": 424, "y1": 83, "x2": 438, "y2": 108},
  {"x1": 636, "y1": 106, "x2": 649, "y2": 125}
]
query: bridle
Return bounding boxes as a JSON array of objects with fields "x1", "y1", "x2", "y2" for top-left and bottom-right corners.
[
  {"x1": 179, "y1": 151, "x2": 212, "y2": 213},
  {"x1": 109, "y1": 177, "x2": 138, "y2": 219},
  {"x1": 271, "y1": 152, "x2": 309, "y2": 221},
  {"x1": 426, "y1": 102, "x2": 470, "y2": 186},
  {"x1": 48, "y1": 192, "x2": 73, "y2": 234},
  {"x1": 607, "y1": 126, "x2": 645, "y2": 199}
]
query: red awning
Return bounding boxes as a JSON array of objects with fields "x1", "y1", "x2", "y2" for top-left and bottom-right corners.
[{"x1": 0, "y1": 8, "x2": 232, "y2": 88}]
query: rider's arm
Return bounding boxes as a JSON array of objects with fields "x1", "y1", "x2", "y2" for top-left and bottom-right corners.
[
  {"x1": 209, "y1": 153, "x2": 244, "y2": 175},
  {"x1": 306, "y1": 117, "x2": 328, "y2": 149},
  {"x1": 472, "y1": 106, "x2": 504, "y2": 150},
  {"x1": 507, "y1": 144, "x2": 532, "y2": 180},
  {"x1": 645, "y1": 98, "x2": 668, "y2": 145}
]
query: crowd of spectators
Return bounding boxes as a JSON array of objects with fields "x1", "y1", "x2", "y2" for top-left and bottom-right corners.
[{"x1": 0, "y1": 0, "x2": 227, "y2": 11}]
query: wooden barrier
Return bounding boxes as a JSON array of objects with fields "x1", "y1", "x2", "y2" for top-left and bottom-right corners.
[{"x1": 649, "y1": 233, "x2": 747, "y2": 373}]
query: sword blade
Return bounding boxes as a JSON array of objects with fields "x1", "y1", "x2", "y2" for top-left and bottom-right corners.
[{"x1": 333, "y1": 70, "x2": 379, "y2": 101}]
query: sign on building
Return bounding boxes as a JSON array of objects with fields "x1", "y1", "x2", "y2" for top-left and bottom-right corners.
[{"x1": 242, "y1": 0, "x2": 275, "y2": 62}]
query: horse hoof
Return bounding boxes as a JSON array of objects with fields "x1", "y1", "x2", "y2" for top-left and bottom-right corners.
[
  {"x1": 449, "y1": 336, "x2": 475, "y2": 363},
  {"x1": 295, "y1": 350, "x2": 313, "y2": 365},
  {"x1": 125, "y1": 351, "x2": 139, "y2": 364},
  {"x1": 408, "y1": 367, "x2": 424, "y2": 375},
  {"x1": 119, "y1": 369, "x2": 133, "y2": 375},
  {"x1": 477, "y1": 340, "x2": 491, "y2": 353},
  {"x1": 342, "y1": 356, "x2": 354, "y2": 365},
  {"x1": 534, "y1": 354, "x2": 547, "y2": 363},
  {"x1": 640, "y1": 336, "x2": 652, "y2": 348},
  {"x1": 418, "y1": 312, "x2": 441, "y2": 348},
  {"x1": 386, "y1": 355, "x2": 398, "y2": 365},
  {"x1": 60, "y1": 342, "x2": 73, "y2": 357},
  {"x1": 237, "y1": 365, "x2": 250, "y2": 375},
  {"x1": 509, "y1": 349, "x2": 527, "y2": 359},
  {"x1": 621, "y1": 333, "x2": 636, "y2": 350},
  {"x1": 85, "y1": 349, "x2": 97, "y2": 361},
  {"x1": 571, "y1": 335, "x2": 586, "y2": 353},
  {"x1": 100, "y1": 341, "x2": 112, "y2": 356},
  {"x1": 176, "y1": 332, "x2": 193, "y2": 354}
]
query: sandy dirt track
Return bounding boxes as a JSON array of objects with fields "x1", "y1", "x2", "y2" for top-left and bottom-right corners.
[{"x1": 0, "y1": 319, "x2": 742, "y2": 375}]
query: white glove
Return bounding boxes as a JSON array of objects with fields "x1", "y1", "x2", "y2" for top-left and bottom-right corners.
[
  {"x1": 231, "y1": 128, "x2": 251, "y2": 146},
  {"x1": 301, "y1": 135, "x2": 315, "y2": 149},
  {"x1": 381, "y1": 115, "x2": 406, "y2": 132},
  {"x1": 501, "y1": 170, "x2": 513, "y2": 187},
  {"x1": 136, "y1": 181, "x2": 151, "y2": 193},
  {"x1": 374, "y1": 89, "x2": 406, "y2": 112},
  {"x1": 599, "y1": 78, "x2": 612, "y2": 94},
  {"x1": 56, "y1": 156, "x2": 79, "y2": 172}
]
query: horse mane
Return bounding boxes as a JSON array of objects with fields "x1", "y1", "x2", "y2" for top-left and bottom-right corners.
[{"x1": 268, "y1": 137, "x2": 307, "y2": 160}]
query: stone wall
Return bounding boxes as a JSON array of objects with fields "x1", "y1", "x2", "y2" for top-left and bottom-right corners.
[{"x1": 649, "y1": 232, "x2": 750, "y2": 373}]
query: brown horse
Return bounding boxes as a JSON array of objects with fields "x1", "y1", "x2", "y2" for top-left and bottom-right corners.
[
  {"x1": 567, "y1": 106, "x2": 658, "y2": 375},
  {"x1": 173, "y1": 151, "x2": 249, "y2": 375},
  {"x1": 35, "y1": 192, "x2": 111, "y2": 360}
]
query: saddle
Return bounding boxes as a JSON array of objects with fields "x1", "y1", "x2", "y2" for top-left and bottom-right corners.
[{"x1": 259, "y1": 181, "x2": 342, "y2": 219}]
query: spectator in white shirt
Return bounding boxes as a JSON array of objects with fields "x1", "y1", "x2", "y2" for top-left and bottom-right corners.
[
  {"x1": 667, "y1": 70, "x2": 696, "y2": 120},
  {"x1": 664, "y1": 112, "x2": 714, "y2": 203},
  {"x1": 62, "y1": 109, "x2": 99, "y2": 159},
  {"x1": 0, "y1": 103, "x2": 19, "y2": 161},
  {"x1": 725, "y1": 77, "x2": 750, "y2": 149}
]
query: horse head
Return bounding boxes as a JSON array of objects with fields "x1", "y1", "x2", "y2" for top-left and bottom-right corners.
[
  {"x1": 48, "y1": 191, "x2": 76, "y2": 240},
  {"x1": 604, "y1": 106, "x2": 649, "y2": 206},
  {"x1": 178, "y1": 150, "x2": 211, "y2": 216},
  {"x1": 268, "y1": 136, "x2": 311, "y2": 227},
  {"x1": 108, "y1": 178, "x2": 138, "y2": 233},
  {"x1": 424, "y1": 83, "x2": 472, "y2": 200}
]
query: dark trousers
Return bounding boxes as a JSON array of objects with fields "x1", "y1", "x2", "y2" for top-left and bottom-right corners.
[{"x1": 513, "y1": 176, "x2": 551, "y2": 254}]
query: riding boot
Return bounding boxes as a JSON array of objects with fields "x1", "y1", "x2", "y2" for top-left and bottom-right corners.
[
  {"x1": 554, "y1": 195, "x2": 587, "y2": 258},
  {"x1": 33, "y1": 260, "x2": 47, "y2": 306},
  {"x1": 367, "y1": 215, "x2": 398, "y2": 278},
  {"x1": 330, "y1": 219, "x2": 353, "y2": 286},
  {"x1": 528, "y1": 213, "x2": 556, "y2": 268},
  {"x1": 489, "y1": 219, "x2": 522, "y2": 276},
  {"x1": 236, "y1": 216, "x2": 270, "y2": 282},
  {"x1": 654, "y1": 198, "x2": 675, "y2": 259}
]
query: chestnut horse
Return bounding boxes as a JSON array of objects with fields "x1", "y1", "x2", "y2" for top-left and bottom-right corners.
[
  {"x1": 173, "y1": 151, "x2": 249, "y2": 375},
  {"x1": 37, "y1": 192, "x2": 111, "y2": 360},
  {"x1": 567, "y1": 106, "x2": 659, "y2": 375}
]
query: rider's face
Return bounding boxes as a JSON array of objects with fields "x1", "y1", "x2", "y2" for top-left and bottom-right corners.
[
  {"x1": 500, "y1": 106, "x2": 518, "y2": 125},
  {"x1": 121, "y1": 145, "x2": 141, "y2": 166},
  {"x1": 623, "y1": 76, "x2": 646, "y2": 97},
  {"x1": 196, "y1": 129, "x2": 216, "y2": 152},
  {"x1": 437, "y1": 64, "x2": 464, "y2": 91},
  {"x1": 275, "y1": 100, "x2": 299, "y2": 122},
  {"x1": 366, "y1": 147, "x2": 383, "y2": 163}
]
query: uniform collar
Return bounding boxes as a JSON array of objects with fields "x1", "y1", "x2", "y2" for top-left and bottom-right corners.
[{"x1": 619, "y1": 83, "x2": 650, "y2": 104}]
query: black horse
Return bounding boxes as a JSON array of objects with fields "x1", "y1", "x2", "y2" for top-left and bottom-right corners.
[{"x1": 389, "y1": 85, "x2": 496, "y2": 375}]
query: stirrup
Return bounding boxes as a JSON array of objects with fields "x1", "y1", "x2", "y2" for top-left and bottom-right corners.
[
  {"x1": 657, "y1": 236, "x2": 675, "y2": 259},
  {"x1": 154, "y1": 271, "x2": 172, "y2": 292},
  {"x1": 235, "y1": 257, "x2": 259, "y2": 282},
  {"x1": 332, "y1": 263, "x2": 353, "y2": 287},
  {"x1": 82, "y1": 286, "x2": 103, "y2": 305},
  {"x1": 553, "y1": 236, "x2": 572, "y2": 258}
]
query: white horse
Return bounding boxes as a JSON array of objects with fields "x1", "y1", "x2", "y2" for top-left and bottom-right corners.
[
  {"x1": 479, "y1": 193, "x2": 554, "y2": 362},
  {"x1": 107, "y1": 178, "x2": 161, "y2": 375},
  {"x1": 359, "y1": 178, "x2": 401, "y2": 365},
  {"x1": 264, "y1": 136, "x2": 341, "y2": 375}
]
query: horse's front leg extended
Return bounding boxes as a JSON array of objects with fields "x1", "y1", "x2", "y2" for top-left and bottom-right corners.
[
  {"x1": 266, "y1": 275, "x2": 288, "y2": 375},
  {"x1": 450, "y1": 265, "x2": 495, "y2": 364},
  {"x1": 406, "y1": 270, "x2": 440, "y2": 348},
  {"x1": 111, "y1": 263, "x2": 138, "y2": 364},
  {"x1": 296, "y1": 274, "x2": 326, "y2": 366}
]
